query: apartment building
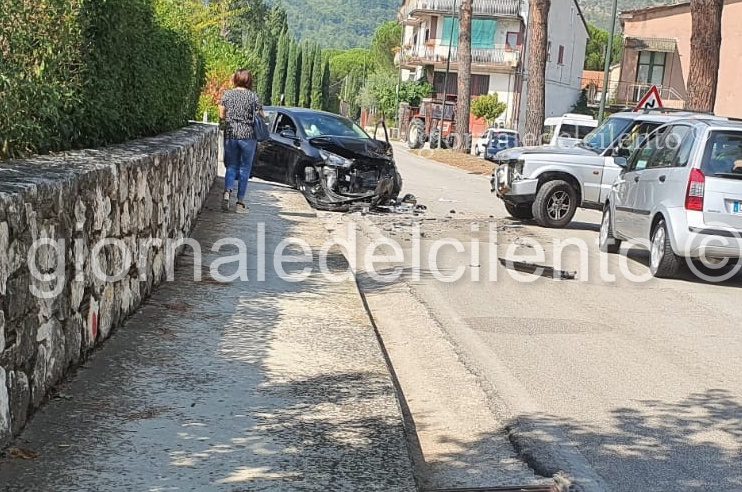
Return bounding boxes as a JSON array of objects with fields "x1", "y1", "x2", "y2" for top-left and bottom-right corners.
[
  {"x1": 617, "y1": 0, "x2": 742, "y2": 116},
  {"x1": 396, "y1": 0, "x2": 589, "y2": 132}
]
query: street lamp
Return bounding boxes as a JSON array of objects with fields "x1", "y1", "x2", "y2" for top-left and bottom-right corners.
[
  {"x1": 437, "y1": 0, "x2": 458, "y2": 149},
  {"x1": 598, "y1": 0, "x2": 619, "y2": 121}
]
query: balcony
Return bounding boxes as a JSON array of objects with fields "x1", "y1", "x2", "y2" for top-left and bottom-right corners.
[
  {"x1": 400, "y1": 0, "x2": 522, "y2": 21},
  {"x1": 397, "y1": 45, "x2": 521, "y2": 72},
  {"x1": 581, "y1": 80, "x2": 686, "y2": 110}
]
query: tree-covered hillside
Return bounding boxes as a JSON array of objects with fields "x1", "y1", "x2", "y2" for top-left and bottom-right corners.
[
  {"x1": 579, "y1": 0, "x2": 679, "y2": 30},
  {"x1": 276, "y1": 0, "x2": 399, "y2": 49}
]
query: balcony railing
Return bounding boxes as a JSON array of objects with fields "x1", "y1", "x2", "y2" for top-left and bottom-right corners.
[
  {"x1": 401, "y1": 0, "x2": 521, "y2": 19},
  {"x1": 581, "y1": 80, "x2": 686, "y2": 109},
  {"x1": 397, "y1": 45, "x2": 520, "y2": 69}
]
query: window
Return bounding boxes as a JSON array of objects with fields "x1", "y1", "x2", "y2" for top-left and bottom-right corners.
[
  {"x1": 298, "y1": 113, "x2": 368, "y2": 139},
  {"x1": 433, "y1": 73, "x2": 489, "y2": 97},
  {"x1": 636, "y1": 51, "x2": 666, "y2": 86},
  {"x1": 648, "y1": 125, "x2": 692, "y2": 169},
  {"x1": 442, "y1": 17, "x2": 497, "y2": 48},
  {"x1": 557, "y1": 124, "x2": 593, "y2": 140},
  {"x1": 582, "y1": 117, "x2": 633, "y2": 154},
  {"x1": 558, "y1": 45, "x2": 565, "y2": 65},
  {"x1": 618, "y1": 121, "x2": 662, "y2": 158},
  {"x1": 506, "y1": 32, "x2": 521, "y2": 49},
  {"x1": 542, "y1": 124, "x2": 556, "y2": 145},
  {"x1": 629, "y1": 128, "x2": 666, "y2": 171},
  {"x1": 701, "y1": 131, "x2": 742, "y2": 177},
  {"x1": 275, "y1": 113, "x2": 297, "y2": 135}
]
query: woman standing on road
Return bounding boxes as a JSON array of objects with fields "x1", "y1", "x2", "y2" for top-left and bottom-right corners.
[{"x1": 219, "y1": 69, "x2": 263, "y2": 214}]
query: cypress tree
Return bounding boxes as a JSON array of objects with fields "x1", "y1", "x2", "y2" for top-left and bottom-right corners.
[
  {"x1": 321, "y1": 58, "x2": 332, "y2": 111},
  {"x1": 310, "y1": 47, "x2": 324, "y2": 110},
  {"x1": 295, "y1": 43, "x2": 303, "y2": 106},
  {"x1": 272, "y1": 34, "x2": 289, "y2": 105},
  {"x1": 299, "y1": 42, "x2": 314, "y2": 108},
  {"x1": 253, "y1": 34, "x2": 264, "y2": 59},
  {"x1": 258, "y1": 37, "x2": 276, "y2": 105},
  {"x1": 284, "y1": 41, "x2": 299, "y2": 107}
]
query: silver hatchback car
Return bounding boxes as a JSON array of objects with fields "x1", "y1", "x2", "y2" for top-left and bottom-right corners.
[{"x1": 600, "y1": 119, "x2": 742, "y2": 278}]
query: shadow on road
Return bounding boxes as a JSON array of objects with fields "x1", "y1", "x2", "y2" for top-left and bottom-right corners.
[{"x1": 423, "y1": 389, "x2": 742, "y2": 491}]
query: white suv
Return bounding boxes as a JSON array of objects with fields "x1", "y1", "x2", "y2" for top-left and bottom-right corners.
[
  {"x1": 600, "y1": 119, "x2": 742, "y2": 278},
  {"x1": 492, "y1": 110, "x2": 725, "y2": 228}
]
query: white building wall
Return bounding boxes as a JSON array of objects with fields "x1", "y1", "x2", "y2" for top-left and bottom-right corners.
[
  {"x1": 518, "y1": 0, "x2": 588, "y2": 132},
  {"x1": 488, "y1": 72, "x2": 518, "y2": 125}
]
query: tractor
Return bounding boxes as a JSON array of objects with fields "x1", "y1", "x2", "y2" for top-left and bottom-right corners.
[{"x1": 402, "y1": 97, "x2": 458, "y2": 150}]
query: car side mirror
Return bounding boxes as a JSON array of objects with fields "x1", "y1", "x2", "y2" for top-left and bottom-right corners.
[
  {"x1": 280, "y1": 128, "x2": 297, "y2": 140},
  {"x1": 614, "y1": 157, "x2": 628, "y2": 169}
]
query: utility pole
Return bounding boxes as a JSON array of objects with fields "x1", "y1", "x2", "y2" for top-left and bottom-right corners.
[
  {"x1": 598, "y1": 0, "x2": 618, "y2": 121},
  {"x1": 437, "y1": 0, "x2": 458, "y2": 149}
]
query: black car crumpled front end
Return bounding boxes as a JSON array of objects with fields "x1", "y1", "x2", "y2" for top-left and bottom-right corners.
[{"x1": 299, "y1": 136, "x2": 402, "y2": 211}]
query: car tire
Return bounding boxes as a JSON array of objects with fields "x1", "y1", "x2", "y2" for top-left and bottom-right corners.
[
  {"x1": 650, "y1": 219, "x2": 681, "y2": 278},
  {"x1": 505, "y1": 201, "x2": 534, "y2": 220},
  {"x1": 407, "y1": 119, "x2": 425, "y2": 149},
  {"x1": 532, "y1": 180, "x2": 578, "y2": 228},
  {"x1": 599, "y1": 207, "x2": 621, "y2": 254}
]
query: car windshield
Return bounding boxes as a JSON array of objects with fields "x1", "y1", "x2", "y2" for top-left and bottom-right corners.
[
  {"x1": 490, "y1": 133, "x2": 519, "y2": 147},
  {"x1": 701, "y1": 131, "x2": 742, "y2": 178},
  {"x1": 580, "y1": 117, "x2": 633, "y2": 153},
  {"x1": 299, "y1": 113, "x2": 368, "y2": 139}
]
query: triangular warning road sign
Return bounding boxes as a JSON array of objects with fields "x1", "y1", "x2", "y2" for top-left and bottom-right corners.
[{"x1": 634, "y1": 85, "x2": 664, "y2": 111}]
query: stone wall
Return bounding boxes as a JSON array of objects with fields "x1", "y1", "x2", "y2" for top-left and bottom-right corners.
[{"x1": 0, "y1": 125, "x2": 218, "y2": 446}]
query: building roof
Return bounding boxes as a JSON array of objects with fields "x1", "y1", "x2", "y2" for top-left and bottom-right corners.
[
  {"x1": 624, "y1": 36, "x2": 678, "y2": 52},
  {"x1": 621, "y1": 0, "x2": 738, "y2": 18},
  {"x1": 620, "y1": 1, "x2": 691, "y2": 17}
]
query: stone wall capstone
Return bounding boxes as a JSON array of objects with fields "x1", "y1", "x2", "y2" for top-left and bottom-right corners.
[{"x1": 0, "y1": 124, "x2": 218, "y2": 446}]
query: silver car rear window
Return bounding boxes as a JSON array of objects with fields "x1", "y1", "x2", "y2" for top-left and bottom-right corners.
[{"x1": 702, "y1": 131, "x2": 742, "y2": 178}]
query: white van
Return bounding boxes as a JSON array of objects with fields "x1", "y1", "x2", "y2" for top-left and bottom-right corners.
[{"x1": 542, "y1": 114, "x2": 598, "y2": 148}]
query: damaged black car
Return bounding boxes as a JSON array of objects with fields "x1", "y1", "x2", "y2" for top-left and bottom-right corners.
[{"x1": 253, "y1": 108, "x2": 403, "y2": 211}]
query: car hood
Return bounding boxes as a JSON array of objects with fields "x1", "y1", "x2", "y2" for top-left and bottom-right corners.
[
  {"x1": 309, "y1": 136, "x2": 393, "y2": 162},
  {"x1": 495, "y1": 145, "x2": 597, "y2": 160}
]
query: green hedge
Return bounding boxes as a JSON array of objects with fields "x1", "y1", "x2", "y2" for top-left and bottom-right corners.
[{"x1": 0, "y1": 0, "x2": 204, "y2": 159}]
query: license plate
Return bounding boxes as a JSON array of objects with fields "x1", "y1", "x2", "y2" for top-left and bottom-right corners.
[{"x1": 734, "y1": 201, "x2": 742, "y2": 215}]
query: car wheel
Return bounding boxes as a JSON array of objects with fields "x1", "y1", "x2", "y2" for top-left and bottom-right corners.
[
  {"x1": 532, "y1": 180, "x2": 578, "y2": 228},
  {"x1": 407, "y1": 119, "x2": 425, "y2": 149},
  {"x1": 650, "y1": 219, "x2": 681, "y2": 278},
  {"x1": 504, "y1": 201, "x2": 534, "y2": 220},
  {"x1": 599, "y1": 207, "x2": 621, "y2": 254}
]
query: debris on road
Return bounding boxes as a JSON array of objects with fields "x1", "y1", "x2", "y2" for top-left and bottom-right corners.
[
  {"x1": 499, "y1": 259, "x2": 577, "y2": 280},
  {"x1": 6, "y1": 448, "x2": 40, "y2": 460}
]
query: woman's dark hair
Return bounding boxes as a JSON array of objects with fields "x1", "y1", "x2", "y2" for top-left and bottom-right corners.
[{"x1": 232, "y1": 69, "x2": 253, "y2": 90}]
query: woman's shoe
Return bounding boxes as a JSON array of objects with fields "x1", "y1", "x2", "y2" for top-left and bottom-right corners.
[
  {"x1": 235, "y1": 202, "x2": 249, "y2": 214},
  {"x1": 222, "y1": 191, "x2": 231, "y2": 211}
]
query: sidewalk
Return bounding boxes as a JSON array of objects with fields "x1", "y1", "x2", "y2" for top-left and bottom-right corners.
[{"x1": 0, "y1": 180, "x2": 417, "y2": 491}]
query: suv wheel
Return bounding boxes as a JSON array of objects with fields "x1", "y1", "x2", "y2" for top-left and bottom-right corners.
[
  {"x1": 505, "y1": 201, "x2": 534, "y2": 220},
  {"x1": 599, "y1": 207, "x2": 621, "y2": 254},
  {"x1": 650, "y1": 219, "x2": 681, "y2": 278},
  {"x1": 532, "y1": 180, "x2": 578, "y2": 228}
]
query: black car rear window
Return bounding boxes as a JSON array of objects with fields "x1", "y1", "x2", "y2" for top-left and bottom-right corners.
[{"x1": 701, "y1": 131, "x2": 742, "y2": 178}]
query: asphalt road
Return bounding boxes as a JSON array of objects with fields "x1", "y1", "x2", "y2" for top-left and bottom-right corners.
[{"x1": 353, "y1": 144, "x2": 742, "y2": 492}]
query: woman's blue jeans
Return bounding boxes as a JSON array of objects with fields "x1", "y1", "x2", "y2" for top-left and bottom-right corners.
[{"x1": 224, "y1": 138, "x2": 257, "y2": 202}]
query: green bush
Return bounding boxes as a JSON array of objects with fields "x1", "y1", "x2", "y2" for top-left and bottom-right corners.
[{"x1": 0, "y1": 0, "x2": 203, "y2": 159}]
